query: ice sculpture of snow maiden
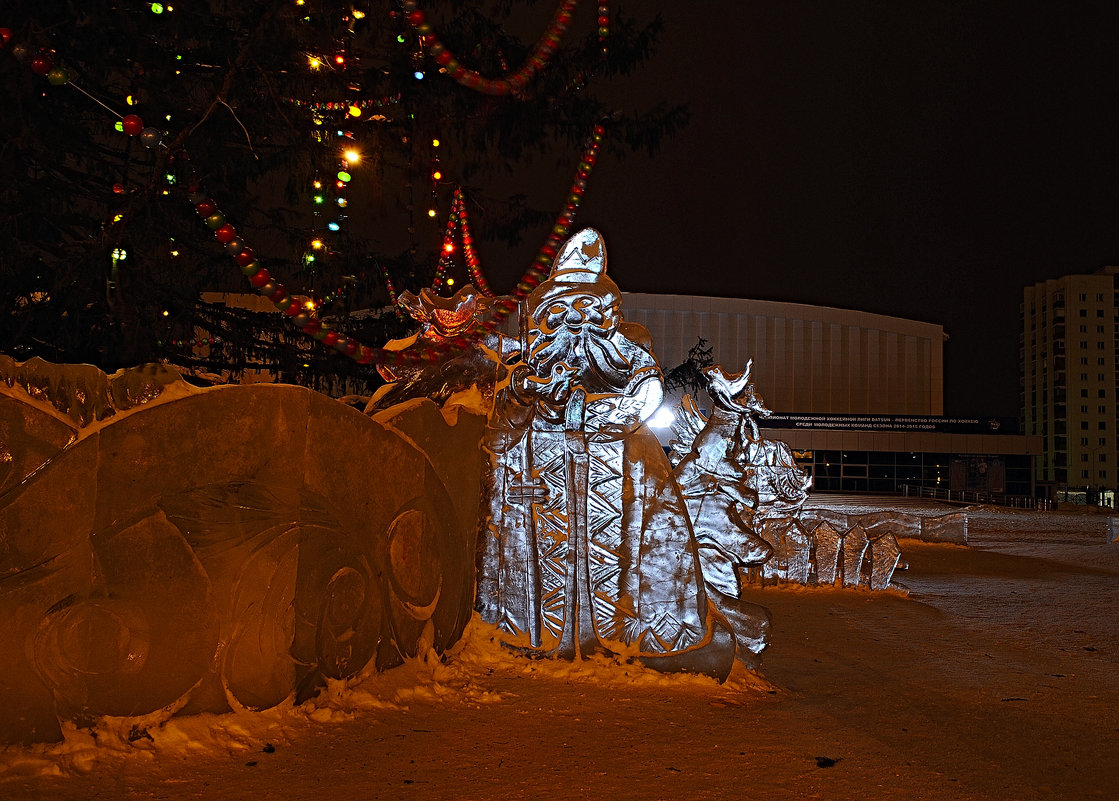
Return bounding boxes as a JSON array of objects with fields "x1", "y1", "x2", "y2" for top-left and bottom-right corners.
[{"x1": 0, "y1": 356, "x2": 482, "y2": 745}]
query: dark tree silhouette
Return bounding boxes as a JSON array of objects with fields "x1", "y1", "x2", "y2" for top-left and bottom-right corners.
[{"x1": 1, "y1": 1, "x2": 685, "y2": 393}]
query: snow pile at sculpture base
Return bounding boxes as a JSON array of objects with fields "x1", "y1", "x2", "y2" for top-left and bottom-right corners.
[{"x1": 0, "y1": 613, "x2": 773, "y2": 779}]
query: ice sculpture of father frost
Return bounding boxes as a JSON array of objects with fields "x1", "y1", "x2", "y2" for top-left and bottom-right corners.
[{"x1": 477, "y1": 228, "x2": 738, "y2": 677}]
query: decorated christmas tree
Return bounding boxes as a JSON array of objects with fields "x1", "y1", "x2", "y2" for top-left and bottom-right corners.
[{"x1": 0, "y1": 1, "x2": 685, "y2": 393}]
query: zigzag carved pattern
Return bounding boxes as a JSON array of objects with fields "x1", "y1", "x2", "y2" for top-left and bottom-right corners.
[
  {"x1": 592, "y1": 593, "x2": 625, "y2": 639},
  {"x1": 530, "y1": 433, "x2": 570, "y2": 638}
]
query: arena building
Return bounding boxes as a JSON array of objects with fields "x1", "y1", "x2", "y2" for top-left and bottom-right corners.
[{"x1": 622, "y1": 293, "x2": 1043, "y2": 501}]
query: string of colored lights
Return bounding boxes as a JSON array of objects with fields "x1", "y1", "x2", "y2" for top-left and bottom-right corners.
[
  {"x1": 401, "y1": 0, "x2": 579, "y2": 96},
  {"x1": 456, "y1": 189, "x2": 494, "y2": 298},
  {"x1": 171, "y1": 335, "x2": 222, "y2": 348},
  {"x1": 283, "y1": 94, "x2": 401, "y2": 113},
  {"x1": 178, "y1": 121, "x2": 605, "y2": 368},
  {"x1": 5, "y1": 26, "x2": 607, "y2": 368},
  {"x1": 380, "y1": 263, "x2": 407, "y2": 320},
  {"x1": 430, "y1": 194, "x2": 459, "y2": 295},
  {"x1": 597, "y1": 3, "x2": 610, "y2": 52},
  {"x1": 296, "y1": 8, "x2": 375, "y2": 287}
]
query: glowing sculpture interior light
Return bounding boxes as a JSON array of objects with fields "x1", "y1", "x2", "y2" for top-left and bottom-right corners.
[{"x1": 476, "y1": 228, "x2": 770, "y2": 679}]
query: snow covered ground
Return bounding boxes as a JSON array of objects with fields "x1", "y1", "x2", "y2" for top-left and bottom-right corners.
[{"x1": 2, "y1": 498, "x2": 1116, "y2": 801}]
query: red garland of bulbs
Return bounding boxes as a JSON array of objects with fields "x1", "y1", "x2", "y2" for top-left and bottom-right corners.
[
  {"x1": 179, "y1": 122, "x2": 605, "y2": 368},
  {"x1": 429, "y1": 195, "x2": 459, "y2": 296},
  {"x1": 455, "y1": 189, "x2": 494, "y2": 298},
  {"x1": 1, "y1": 25, "x2": 607, "y2": 368},
  {"x1": 180, "y1": 160, "x2": 384, "y2": 365},
  {"x1": 431, "y1": 188, "x2": 494, "y2": 299},
  {"x1": 401, "y1": 0, "x2": 579, "y2": 96}
]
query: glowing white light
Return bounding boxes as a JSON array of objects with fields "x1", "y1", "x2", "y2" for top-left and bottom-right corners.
[{"x1": 647, "y1": 405, "x2": 675, "y2": 429}]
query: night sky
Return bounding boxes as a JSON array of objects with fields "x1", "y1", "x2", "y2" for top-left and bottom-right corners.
[{"x1": 498, "y1": 1, "x2": 1119, "y2": 417}]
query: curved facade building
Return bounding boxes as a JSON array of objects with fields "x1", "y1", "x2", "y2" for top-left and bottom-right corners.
[
  {"x1": 622, "y1": 292, "x2": 945, "y2": 415},
  {"x1": 622, "y1": 293, "x2": 1040, "y2": 499}
]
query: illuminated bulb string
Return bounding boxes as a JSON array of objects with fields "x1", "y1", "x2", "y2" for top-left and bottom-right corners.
[
  {"x1": 401, "y1": 0, "x2": 579, "y2": 96},
  {"x1": 457, "y1": 189, "x2": 494, "y2": 297},
  {"x1": 380, "y1": 263, "x2": 406, "y2": 320},
  {"x1": 432, "y1": 188, "x2": 493, "y2": 298},
  {"x1": 430, "y1": 197, "x2": 459, "y2": 294},
  {"x1": 7, "y1": 29, "x2": 606, "y2": 368},
  {"x1": 176, "y1": 121, "x2": 606, "y2": 368},
  {"x1": 597, "y1": 2, "x2": 610, "y2": 51}
]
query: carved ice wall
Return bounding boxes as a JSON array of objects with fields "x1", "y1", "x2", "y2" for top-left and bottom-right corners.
[{"x1": 0, "y1": 366, "x2": 483, "y2": 744}]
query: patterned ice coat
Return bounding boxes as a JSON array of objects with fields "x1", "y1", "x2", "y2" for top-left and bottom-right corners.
[{"x1": 476, "y1": 329, "x2": 734, "y2": 675}]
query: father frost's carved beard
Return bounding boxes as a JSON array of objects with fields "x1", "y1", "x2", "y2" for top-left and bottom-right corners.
[{"x1": 527, "y1": 324, "x2": 634, "y2": 394}]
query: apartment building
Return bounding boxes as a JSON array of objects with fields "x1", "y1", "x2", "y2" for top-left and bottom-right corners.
[{"x1": 1021, "y1": 268, "x2": 1119, "y2": 498}]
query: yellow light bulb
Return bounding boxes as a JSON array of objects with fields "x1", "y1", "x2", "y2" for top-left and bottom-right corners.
[
  {"x1": 348, "y1": 105, "x2": 361, "y2": 117},
  {"x1": 311, "y1": 239, "x2": 324, "y2": 249},
  {"x1": 427, "y1": 209, "x2": 437, "y2": 217},
  {"x1": 446, "y1": 277, "x2": 455, "y2": 286},
  {"x1": 343, "y1": 149, "x2": 360, "y2": 164},
  {"x1": 432, "y1": 170, "x2": 442, "y2": 180},
  {"x1": 308, "y1": 56, "x2": 321, "y2": 69},
  {"x1": 432, "y1": 138, "x2": 440, "y2": 147}
]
